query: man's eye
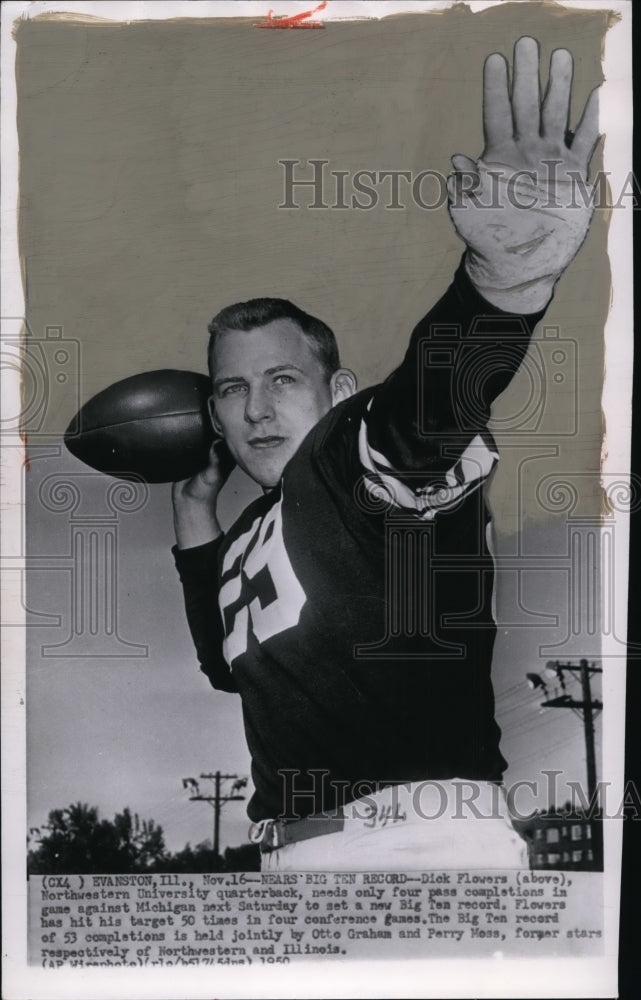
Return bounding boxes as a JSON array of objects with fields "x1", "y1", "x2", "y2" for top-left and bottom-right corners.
[
  {"x1": 273, "y1": 374, "x2": 295, "y2": 385},
  {"x1": 221, "y1": 383, "x2": 247, "y2": 396}
]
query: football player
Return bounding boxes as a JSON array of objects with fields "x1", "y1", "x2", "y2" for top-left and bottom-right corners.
[{"x1": 172, "y1": 38, "x2": 599, "y2": 870}]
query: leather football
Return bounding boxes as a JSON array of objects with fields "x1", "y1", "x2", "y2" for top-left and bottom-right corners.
[{"x1": 64, "y1": 370, "x2": 215, "y2": 483}]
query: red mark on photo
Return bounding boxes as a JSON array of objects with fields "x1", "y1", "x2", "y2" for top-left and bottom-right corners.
[
  {"x1": 255, "y1": 1, "x2": 327, "y2": 29},
  {"x1": 21, "y1": 431, "x2": 30, "y2": 471}
]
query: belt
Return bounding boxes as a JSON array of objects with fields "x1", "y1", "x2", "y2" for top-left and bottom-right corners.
[{"x1": 249, "y1": 812, "x2": 345, "y2": 854}]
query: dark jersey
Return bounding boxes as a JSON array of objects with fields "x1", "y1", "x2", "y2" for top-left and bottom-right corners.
[{"x1": 174, "y1": 258, "x2": 545, "y2": 822}]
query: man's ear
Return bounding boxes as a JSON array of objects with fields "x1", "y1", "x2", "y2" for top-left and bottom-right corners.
[
  {"x1": 208, "y1": 396, "x2": 223, "y2": 437},
  {"x1": 330, "y1": 368, "x2": 357, "y2": 406}
]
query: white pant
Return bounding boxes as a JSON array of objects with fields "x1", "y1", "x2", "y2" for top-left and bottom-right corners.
[{"x1": 260, "y1": 780, "x2": 528, "y2": 872}]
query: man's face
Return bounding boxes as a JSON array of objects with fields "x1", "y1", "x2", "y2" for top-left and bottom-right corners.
[{"x1": 209, "y1": 319, "x2": 337, "y2": 489}]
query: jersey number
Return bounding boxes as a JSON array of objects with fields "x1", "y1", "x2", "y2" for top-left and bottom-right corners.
[{"x1": 218, "y1": 498, "x2": 306, "y2": 666}]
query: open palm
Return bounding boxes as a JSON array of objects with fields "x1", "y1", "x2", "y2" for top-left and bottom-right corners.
[{"x1": 448, "y1": 37, "x2": 600, "y2": 312}]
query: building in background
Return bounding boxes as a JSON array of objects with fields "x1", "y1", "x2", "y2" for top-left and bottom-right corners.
[{"x1": 515, "y1": 807, "x2": 603, "y2": 871}]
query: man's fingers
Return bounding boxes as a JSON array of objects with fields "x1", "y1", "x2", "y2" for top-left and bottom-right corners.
[
  {"x1": 199, "y1": 439, "x2": 228, "y2": 483},
  {"x1": 452, "y1": 154, "x2": 477, "y2": 173},
  {"x1": 448, "y1": 154, "x2": 480, "y2": 200},
  {"x1": 483, "y1": 52, "x2": 513, "y2": 149},
  {"x1": 541, "y1": 48, "x2": 573, "y2": 140},
  {"x1": 571, "y1": 86, "x2": 600, "y2": 168},
  {"x1": 511, "y1": 36, "x2": 541, "y2": 138}
]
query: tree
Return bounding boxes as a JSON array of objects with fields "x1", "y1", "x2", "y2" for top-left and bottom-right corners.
[
  {"x1": 28, "y1": 803, "x2": 168, "y2": 874},
  {"x1": 27, "y1": 802, "x2": 260, "y2": 874},
  {"x1": 154, "y1": 840, "x2": 260, "y2": 873},
  {"x1": 157, "y1": 840, "x2": 225, "y2": 873},
  {"x1": 223, "y1": 842, "x2": 260, "y2": 872}
]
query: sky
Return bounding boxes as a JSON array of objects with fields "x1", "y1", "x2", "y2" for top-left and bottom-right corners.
[{"x1": 25, "y1": 445, "x2": 603, "y2": 855}]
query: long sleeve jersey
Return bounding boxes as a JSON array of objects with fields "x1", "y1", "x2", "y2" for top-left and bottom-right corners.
[{"x1": 174, "y1": 258, "x2": 545, "y2": 822}]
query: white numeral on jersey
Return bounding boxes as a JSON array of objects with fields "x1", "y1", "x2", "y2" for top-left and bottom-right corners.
[{"x1": 218, "y1": 497, "x2": 306, "y2": 666}]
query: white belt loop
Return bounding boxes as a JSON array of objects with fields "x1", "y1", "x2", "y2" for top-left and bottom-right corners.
[{"x1": 248, "y1": 818, "x2": 272, "y2": 845}]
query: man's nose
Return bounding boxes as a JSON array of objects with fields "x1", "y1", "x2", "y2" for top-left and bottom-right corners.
[{"x1": 244, "y1": 383, "x2": 274, "y2": 423}]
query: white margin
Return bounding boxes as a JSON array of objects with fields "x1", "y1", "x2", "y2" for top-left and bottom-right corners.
[{"x1": 1, "y1": 2, "x2": 633, "y2": 998}]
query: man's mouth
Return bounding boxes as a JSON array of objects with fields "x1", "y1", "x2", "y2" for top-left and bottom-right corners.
[{"x1": 247, "y1": 436, "x2": 286, "y2": 449}]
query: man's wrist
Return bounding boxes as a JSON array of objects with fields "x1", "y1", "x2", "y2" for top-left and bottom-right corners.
[
  {"x1": 464, "y1": 252, "x2": 556, "y2": 314},
  {"x1": 174, "y1": 526, "x2": 222, "y2": 550},
  {"x1": 173, "y1": 502, "x2": 222, "y2": 550}
]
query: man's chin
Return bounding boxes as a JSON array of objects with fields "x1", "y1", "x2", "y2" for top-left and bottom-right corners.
[{"x1": 239, "y1": 453, "x2": 290, "y2": 491}]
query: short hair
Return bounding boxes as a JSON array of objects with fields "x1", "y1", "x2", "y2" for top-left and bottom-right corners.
[{"x1": 207, "y1": 298, "x2": 340, "y2": 381}]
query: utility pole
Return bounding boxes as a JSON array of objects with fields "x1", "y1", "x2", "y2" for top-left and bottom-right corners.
[
  {"x1": 527, "y1": 659, "x2": 602, "y2": 801},
  {"x1": 579, "y1": 661, "x2": 598, "y2": 803},
  {"x1": 181, "y1": 772, "x2": 247, "y2": 856}
]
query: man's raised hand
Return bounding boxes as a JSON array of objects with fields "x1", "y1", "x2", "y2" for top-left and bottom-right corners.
[{"x1": 448, "y1": 36, "x2": 600, "y2": 313}]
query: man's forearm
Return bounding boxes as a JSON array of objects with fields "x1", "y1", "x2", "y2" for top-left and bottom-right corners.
[
  {"x1": 365, "y1": 255, "x2": 546, "y2": 476},
  {"x1": 173, "y1": 539, "x2": 237, "y2": 693}
]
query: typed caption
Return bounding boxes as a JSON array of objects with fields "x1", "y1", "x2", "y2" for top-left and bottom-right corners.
[{"x1": 31, "y1": 870, "x2": 602, "y2": 968}]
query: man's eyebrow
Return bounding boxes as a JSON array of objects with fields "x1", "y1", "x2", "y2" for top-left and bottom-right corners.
[{"x1": 265, "y1": 364, "x2": 305, "y2": 375}]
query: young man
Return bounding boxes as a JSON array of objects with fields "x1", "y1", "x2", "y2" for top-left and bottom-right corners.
[{"x1": 172, "y1": 38, "x2": 599, "y2": 870}]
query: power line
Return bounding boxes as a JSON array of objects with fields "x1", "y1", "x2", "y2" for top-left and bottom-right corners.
[
  {"x1": 508, "y1": 731, "x2": 582, "y2": 771},
  {"x1": 500, "y1": 708, "x2": 565, "y2": 742}
]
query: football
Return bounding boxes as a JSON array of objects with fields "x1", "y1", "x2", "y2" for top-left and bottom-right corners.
[{"x1": 64, "y1": 370, "x2": 216, "y2": 483}]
